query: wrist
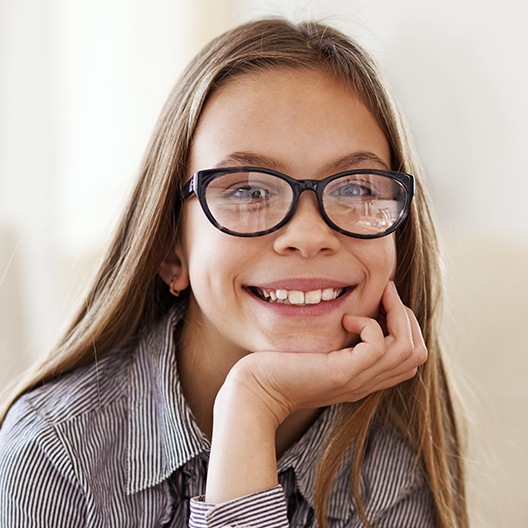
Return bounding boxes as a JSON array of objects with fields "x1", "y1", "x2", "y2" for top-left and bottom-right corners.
[
  {"x1": 206, "y1": 359, "x2": 281, "y2": 503},
  {"x1": 216, "y1": 354, "x2": 292, "y2": 428}
]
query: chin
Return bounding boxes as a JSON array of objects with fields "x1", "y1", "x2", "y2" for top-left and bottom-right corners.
[{"x1": 261, "y1": 333, "x2": 354, "y2": 354}]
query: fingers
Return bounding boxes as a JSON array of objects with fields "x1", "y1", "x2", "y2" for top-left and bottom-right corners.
[
  {"x1": 406, "y1": 307, "x2": 428, "y2": 363},
  {"x1": 338, "y1": 281, "x2": 427, "y2": 397},
  {"x1": 341, "y1": 315, "x2": 385, "y2": 366},
  {"x1": 382, "y1": 281, "x2": 414, "y2": 347},
  {"x1": 377, "y1": 282, "x2": 427, "y2": 372},
  {"x1": 366, "y1": 368, "x2": 419, "y2": 394}
]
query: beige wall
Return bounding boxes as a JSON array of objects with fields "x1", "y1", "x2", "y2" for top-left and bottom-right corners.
[{"x1": 442, "y1": 232, "x2": 527, "y2": 527}]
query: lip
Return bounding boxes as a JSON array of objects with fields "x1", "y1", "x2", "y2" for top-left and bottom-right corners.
[{"x1": 249, "y1": 278, "x2": 352, "y2": 290}]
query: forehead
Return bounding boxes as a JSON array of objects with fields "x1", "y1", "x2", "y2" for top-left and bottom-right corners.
[{"x1": 189, "y1": 67, "x2": 391, "y2": 175}]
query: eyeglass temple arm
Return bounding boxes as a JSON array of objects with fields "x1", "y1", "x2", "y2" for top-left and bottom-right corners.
[{"x1": 181, "y1": 176, "x2": 196, "y2": 200}]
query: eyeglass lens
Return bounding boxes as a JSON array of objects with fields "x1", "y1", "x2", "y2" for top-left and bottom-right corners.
[{"x1": 204, "y1": 170, "x2": 407, "y2": 236}]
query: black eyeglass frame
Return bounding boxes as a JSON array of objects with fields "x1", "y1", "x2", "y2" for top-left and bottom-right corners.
[{"x1": 181, "y1": 166, "x2": 415, "y2": 239}]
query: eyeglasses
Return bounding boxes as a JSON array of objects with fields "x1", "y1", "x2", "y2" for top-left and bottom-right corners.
[{"x1": 181, "y1": 167, "x2": 414, "y2": 239}]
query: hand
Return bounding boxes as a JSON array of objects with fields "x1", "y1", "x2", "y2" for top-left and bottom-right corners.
[
  {"x1": 206, "y1": 282, "x2": 427, "y2": 503},
  {"x1": 222, "y1": 281, "x2": 427, "y2": 427}
]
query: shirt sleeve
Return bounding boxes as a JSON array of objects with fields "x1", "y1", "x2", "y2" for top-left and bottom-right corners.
[
  {"x1": 189, "y1": 485, "x2": 289, "y2": 528},
  {"x1": 0, "y1": 397, "x2": 86, "y2": 527}
]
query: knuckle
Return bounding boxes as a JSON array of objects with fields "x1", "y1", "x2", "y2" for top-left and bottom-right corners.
[
  {"x1": 394, "y1": 342, "x2": 413, "y2": 363},
  {"x1": 408, "y1": 342, "x2": 428, "y2": 367},
  {"x1": 369, "y1": 345, "x2": 386, "y2": 362},
  {"x1": 393, "y1": 339, "x2": 427, "y2": 367},
  {"x1": 405, "y1": 367, "x2": 418, "y2": 380},
  {"x1": 417, "y1": 344, "x2": 428, "y2": 365},
  {"x1": 326, "y1": 353, "x2": 351, "y2": 388},
  {"x1": 328, "y1": 367, "x2": 352, "y2": 389},
  {"x1": 352, "y1": 342, "x2": 384, "y2": 363}
]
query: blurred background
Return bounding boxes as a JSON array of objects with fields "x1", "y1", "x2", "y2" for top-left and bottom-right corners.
[{"x1": 1, "y1": 0, "x2": 526, "y2": 525}]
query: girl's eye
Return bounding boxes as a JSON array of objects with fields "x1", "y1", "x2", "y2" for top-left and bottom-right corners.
[
  {"x1": 332, "y1": 181, "x2": 376, "y2": 198},
  {"x1": 225, "y1": 184, "x2": 272, "y2": 202}
]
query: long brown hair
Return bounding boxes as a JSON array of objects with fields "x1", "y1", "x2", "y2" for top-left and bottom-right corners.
[{"x1": 1, "y1": 18, "x2": 467, "y2": 527}]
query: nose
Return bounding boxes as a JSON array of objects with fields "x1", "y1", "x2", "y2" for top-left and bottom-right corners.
[{"x1": 272, "y1": 192, "x2": 341, "y2": 257}]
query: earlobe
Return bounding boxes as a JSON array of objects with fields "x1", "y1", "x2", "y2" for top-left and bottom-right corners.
[
  {"x1": 159, "y1": 242, "x2": 190, "y2": 294},
  {"x1": 168, "y1": 275, "x2": 181, "y2": 297}
]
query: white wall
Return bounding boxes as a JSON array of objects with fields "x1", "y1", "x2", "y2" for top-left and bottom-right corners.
[
  {"x1": 0, "y1": 0, "x2": 236, "y2": 366},
  {"x1": 237, "y1": 0, "x2": 528, "y2": 238},
  {"x1": 1, "y1": 0, "x2": 526, "y2": 525}
]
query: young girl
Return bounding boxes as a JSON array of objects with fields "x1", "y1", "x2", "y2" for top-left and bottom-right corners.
[{"x1": 0, "y1": 18, "x2": 468, "y2": 527}]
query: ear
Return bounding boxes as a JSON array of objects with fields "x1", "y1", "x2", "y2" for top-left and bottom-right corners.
[{"x1": 158, "y1": 240, "x2": 190, "y2": 292}]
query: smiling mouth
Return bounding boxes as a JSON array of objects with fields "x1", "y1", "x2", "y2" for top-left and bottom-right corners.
[{"x1": 250, "y1": 286, "x2": 349, "y2": 306}]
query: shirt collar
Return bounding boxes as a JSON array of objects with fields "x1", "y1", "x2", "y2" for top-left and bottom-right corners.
[
  {"x1": 277, "y1": 404, "x2": 356, "y2": 521},
  {"x1": 126, "y1": 303, "x2": 210, "y2": 495}
]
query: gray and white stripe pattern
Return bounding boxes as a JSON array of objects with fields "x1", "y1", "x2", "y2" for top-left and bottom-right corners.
[{"x1": 0, "y1": 305, "x2": 436, "y2": 527}]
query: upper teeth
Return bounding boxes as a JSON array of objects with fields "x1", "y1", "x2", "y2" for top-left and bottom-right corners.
[{"x1": 258, "y1": 287, "x2": 343, "y2": 306}]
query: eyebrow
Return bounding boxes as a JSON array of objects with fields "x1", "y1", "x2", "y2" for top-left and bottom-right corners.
[
  {"x1": 214, "y1": 152, "x2": 286, "y2": 171},
  {"x1": 327, "y1": 152, "x2": 391, "y2": 172},
  {"x1": 212, "y1": 150, "x2": 390, "y2": 174}
]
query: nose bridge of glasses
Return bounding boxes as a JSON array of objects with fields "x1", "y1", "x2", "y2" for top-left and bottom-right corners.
[
  {"x1": 296, "y1": 179, "x2": 319, "y2": 193},
  {"x1": 290, "y1": 180, "x2": 327, "y2": 223},
  {"x1": 293, "y1": 179, "x2": 322, "y2": 209}
]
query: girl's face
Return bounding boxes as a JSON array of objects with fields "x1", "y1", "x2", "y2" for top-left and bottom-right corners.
[{"x1": 173, "y1": 67, "x2": 396, "y2": 359}]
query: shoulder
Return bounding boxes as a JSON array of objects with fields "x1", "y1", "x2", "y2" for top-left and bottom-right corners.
[
  {"x1": 0, "y1": 383, "x2": 90, "y2": 524},
  {"x1": 0, "y1": 345, "x2": 137, "y2": 524},
  {"x1": 24, "y1": 344, "x2": 133, "y2": 424},
  {"x1": 0, "y1": 308, "x2": 186, "y2": 525},
  {"x1": 0, "y1": 342, "x2": 133, "y2": 442},
  {"x1": 0, "y1": 343, "x2": 137, "y2": 463},
  {"x1": 0, "y1": 345, "x2": 133, "y2": 468}
]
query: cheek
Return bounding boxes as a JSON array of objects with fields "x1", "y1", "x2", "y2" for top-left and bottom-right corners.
[
  {"x1": 341, "y1": 236, "x2": 397, "y2": 317},
  {"x1": 180, "y1": 204, "x2": 218, "y2": 266},
  {"x1": 179, "y1": 204, "x2": 251, "y2": 286},
  {"x1": 387, "y1": 236, "x2": 397, "y2": 279},
  {"x1": 354, "y1": 236, "x2": 396, "y2": 310},
  {"x1": 178, "y1": 207, "x2": 216, "y2": 296},
  {"x1": 355, "y1": 234, "x2": 397, "y2": 280}
]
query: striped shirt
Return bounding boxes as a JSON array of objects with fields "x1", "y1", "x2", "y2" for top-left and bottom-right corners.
[{"x1": 0, "y1": 304, "x2": 436, "y2": 527}]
